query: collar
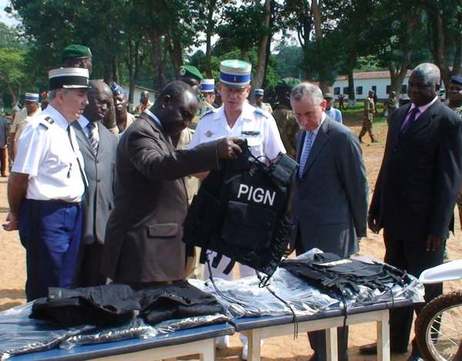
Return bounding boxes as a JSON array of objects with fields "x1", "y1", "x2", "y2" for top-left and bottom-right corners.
[
  {"x1": 78, "y1": 115, "x2": 90, "y2": 129},
  {"x1": 409, "y1": 96, "x2": 438, "y2": 114},
  {"x1": 309, "y1": 112, "x2": 326, "y2": 136},
  {"x1": 144, "y1": 109, "x2": 163, "y2": 129},
  {"x1": 43, "y1": 104, "x2": 70, "y2": 130}
]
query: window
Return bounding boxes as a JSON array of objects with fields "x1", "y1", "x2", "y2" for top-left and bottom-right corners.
[
  {"x1": 356, "y1": 86, "x2": 363, "y2": 95},
  {"x1": 343, "y1": 87, "x2": 349, "y2": 95},
  {"x1": 372, "y1": 86, "x2": 377, "y2": 93},
  {"x1": 401, "y1": 84, "x2": 407, "y2": 93},
  {"x1": 386, "y1": 85, "x2": 391, "y2": 94},
  {"x1": 334, "y1": 87, "x2": 340, "y2": 95}
]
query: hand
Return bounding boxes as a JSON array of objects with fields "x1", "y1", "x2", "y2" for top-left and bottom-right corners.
[
  {"x1": 368, "y1": 214, "x2": 380, "y2": 234},
  {"x1": 3, "y1": 212, "x2": 18, "y2": 231},
  {"x1": 426, "y1": 234, "x2": 443, "y2": 252},
  {"x1": 217, "y1": 137, "x2": 242, "y2": 160}
]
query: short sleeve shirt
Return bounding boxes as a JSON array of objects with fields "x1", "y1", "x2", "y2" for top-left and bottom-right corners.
[
  {"x1": 12, "y1": 104, "x2": 86, "y2": 202},
  {"x1": 189, "y1": 101, "x2": 286, "y2": 161}
]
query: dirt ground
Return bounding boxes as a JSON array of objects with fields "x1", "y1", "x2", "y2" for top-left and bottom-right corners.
[{"x1": 0, "y1": 120, "x2": 460, "y2": 360}]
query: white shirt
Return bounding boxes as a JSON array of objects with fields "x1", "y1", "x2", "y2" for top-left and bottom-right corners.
[
  {"x1": 189, "y1": 101, "x2": 286, "y2": 161},
  {"x1": 78, "y1": 115, "x2": 98, "y2": 138},
  {"x1": 300, "y1": 113, "x2": 326, "y2": 156},
  {"x1": 13, "y1": 104, "x2": 86, "y2": 202}
]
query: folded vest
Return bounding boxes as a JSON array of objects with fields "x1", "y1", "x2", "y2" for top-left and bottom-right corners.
[
  {"x1": 183, "y1": 143, "x2": 298, "y2": 277},
  {"x1": 281, "y1": 253, "x2": 407, "y2": 297}
]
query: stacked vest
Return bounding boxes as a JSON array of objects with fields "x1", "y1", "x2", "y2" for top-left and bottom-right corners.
[
  {"x1": 183, "y1": 143, "x2": 298, "y2": 277},
  {"x1": 281, "y1": 253, "x2": 408, "y2": 297}
]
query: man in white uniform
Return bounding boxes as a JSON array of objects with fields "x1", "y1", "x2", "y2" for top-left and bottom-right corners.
[
  {"x1": 3, "y1": 68, "x2": 89, "y2": 301},
  {"x1": 189, "y1": 59, "x2": 285, "y2": 359}
]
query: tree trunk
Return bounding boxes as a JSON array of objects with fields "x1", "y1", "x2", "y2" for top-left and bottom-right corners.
[
  {"x1": 166, "y1": 32, "x2": 183, "y2": 77},
  {"x1": 251, "y1": 0, "x2": 272, "y2": 102},
  {"x1": 347, "y1": 70, "x2": 355, "y2": 106},
  {"x1": 150, "y1": 33, "x2": 166, "y2": 91},
  {"x1": 205, "y1": 0, "x2": 217, "y2": 77}
]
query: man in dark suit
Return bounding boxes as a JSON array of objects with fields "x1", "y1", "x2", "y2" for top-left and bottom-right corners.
[
  {"x1": 365, "y1": 63, "x2": 462, "y2": 361},
  {"x1": 101, "y1": 81, "x2": 242, "y2": 288},
  {"x1": 290, "y1": 82, "x2": 368, "y2": 361},
  {"x1": 73, "y1": 80, "x2": 118, "y2": 286}
]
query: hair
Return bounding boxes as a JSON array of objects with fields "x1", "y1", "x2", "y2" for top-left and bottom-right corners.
[
  {"x1": 412, "y1": 63, "x2": 441, "y2": 87},
  {"x1": 290, "y1": 82, "x2": 324, "y2": 105},
  {"x1": 155, "y1": 80, "x2": 195, "y2": 108}
]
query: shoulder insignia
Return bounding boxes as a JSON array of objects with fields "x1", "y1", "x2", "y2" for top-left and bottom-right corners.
[
  {"x1": 254, "y1": 107, "x2": 269, "y2": 118},
  {"x1": 205, "y1": 130, "x2": 214, "y2": 138},
  {"x1": 201, "y1": 108, "x2": 216, "y2": 118},
  {"x1": 38, "y1": 116, "x2": 55, "y2": 129}
]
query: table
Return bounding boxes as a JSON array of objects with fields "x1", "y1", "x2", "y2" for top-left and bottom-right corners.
[
  {"x1": 8, "y1": 322, "x2": 234, "y2": 361},
  {"x1": 235, "y1": 299, "x2": 413, "y2": 361}
]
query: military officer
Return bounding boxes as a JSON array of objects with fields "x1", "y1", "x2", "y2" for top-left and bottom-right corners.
[
  {"x1": 179, "y1": 64, "x2": 204, "y2": 92},
  {"x1": 62, "y1": 44, "x2": 93, "y2": 74},
  {"x1": 254, "y1": 88, "x2": 273, "y2": 114},
  {"x1": 188, "y1": 59, "x2": 285, "y2": 358},
  {"x1": 111, "y1": 82, "x2": 136, "y2": 133},
  {"x1": 359, "y1": 90, "x2": 377, "y2": 143},
  {"x1": 198, "y1": 78, "x2": 216, "y2": 117},
  {"x1": 12, "y1": 92, "x2": 41, "y2": 158},
  {"x1": 3, "y1": 67, "x2": 89, "y2": 301}
]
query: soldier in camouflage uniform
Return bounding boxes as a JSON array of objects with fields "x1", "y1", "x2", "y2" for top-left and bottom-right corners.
[
  {"x1": 449, "y1": 74, "x2": 462, "y2": 227},
  {"x1": 272, "y1": 79, "x2": 300, "y2": 158},
  {"x1": 359, "y1": 90, "x2": 377, "y2": 143}
]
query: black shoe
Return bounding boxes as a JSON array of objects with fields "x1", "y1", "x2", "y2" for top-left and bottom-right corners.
[{"x1": 359, "y1": 343, "x2": 407, "y2": 355}]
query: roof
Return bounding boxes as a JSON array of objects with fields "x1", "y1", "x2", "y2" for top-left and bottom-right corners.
[{"x1": 335, "y1": 70, "x2": 412, "y2": 81}]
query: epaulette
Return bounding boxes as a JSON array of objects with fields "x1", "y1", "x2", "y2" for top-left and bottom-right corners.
[
  {"x1": 254, "y1": 107, "x2": 269, "y2": 118},
  {"x1": 38, "y1": 116, "x2": 55, "y2": 129},
  {"x1": 201, "y1": 108, "x2": 216, "y2": 118}
]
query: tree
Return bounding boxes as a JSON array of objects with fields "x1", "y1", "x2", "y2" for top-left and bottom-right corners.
[{"x1": 0, "y1": 48, "x2": 28, "y2": 105}]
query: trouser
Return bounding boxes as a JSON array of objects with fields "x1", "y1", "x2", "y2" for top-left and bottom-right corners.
[
  {"x1": 18, "y1": 199, "x2": 82, "y2": 301},
  {"x1": 384, "y1": 230, "x2": 444, "y2": 354},
  {"x1": 358, "y1": 117, "x2": 375, "y2": 141},
  {"x1": 76, "y1": 243, "x2": 107, "y2": 287},
  {"x1": 308, "y1": 326, "x2": 349, "y2": 361},
  {"x1": 0, "y1": 147, "x2": 8, "y2": 176}
]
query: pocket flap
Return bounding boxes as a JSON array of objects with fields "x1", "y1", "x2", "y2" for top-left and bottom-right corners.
[{"x1": 148, "y1": 223, "x2": 178, "y2": 238}]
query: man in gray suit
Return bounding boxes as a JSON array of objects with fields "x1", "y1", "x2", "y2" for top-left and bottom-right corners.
[
  {"x1": 73, "y1": 80, "x2": 118, "y2": 286},
  {"x1": 290, "y1": 82, "x2": 368, "y2": 361}
]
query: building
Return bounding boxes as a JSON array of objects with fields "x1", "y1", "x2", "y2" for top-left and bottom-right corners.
[
  {"x1": 331, "y1": 70, "x2": 412, "y2": 101},
  {"x1": 120, "y1": 84, "x2": 155, "y2": 112}
]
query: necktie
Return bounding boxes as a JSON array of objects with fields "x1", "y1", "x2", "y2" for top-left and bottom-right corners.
[
  {"x1": 87, "y1": 122, "x2": 99, "y2": 155},
  {"x1": 400, "y1": 107, "x2": 420, "y2": 133},
  {"x1": 67, "y1": 125, "x2": 88, "y2": 187},
  {"x1": 298, "y1": 131, "x2": 314, "y2": 178}
]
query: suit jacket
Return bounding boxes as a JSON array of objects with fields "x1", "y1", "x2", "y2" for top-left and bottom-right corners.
[
  {"x1": 369, "y1": 99, "x2": 462, "y2": 242},
  {"x1": 101, "y1": 114, "x2": 219, "y2": 284},
  {"x1": 293, "y1": 117, "x2": 368, "y2": 258},
  {"x1": 73, "y1": 120, "x2": 118, "y2": 245}
]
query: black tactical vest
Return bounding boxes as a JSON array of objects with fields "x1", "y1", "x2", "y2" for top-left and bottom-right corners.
[{"x1": 183, "y1": 143, "x2": 298, "y2": 277}]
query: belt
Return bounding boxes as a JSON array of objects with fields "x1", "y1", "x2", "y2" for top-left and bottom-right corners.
[{"x1": 26, "y1": 199, "x2": 81, "y2": 206}]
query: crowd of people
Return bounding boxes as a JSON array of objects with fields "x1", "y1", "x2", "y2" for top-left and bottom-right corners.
[{"x1": 1, "y1": 42, "x2": 462, "y2": 361}]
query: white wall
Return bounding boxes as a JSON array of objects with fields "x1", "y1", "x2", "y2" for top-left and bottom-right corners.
[{"x1": 331, "y1": 76, "x2": 410, "y2": 100}]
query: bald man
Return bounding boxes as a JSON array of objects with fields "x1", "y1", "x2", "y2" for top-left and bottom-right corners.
[{"x1": 365, "y1": 63, "x2": 462, "y2": 361}]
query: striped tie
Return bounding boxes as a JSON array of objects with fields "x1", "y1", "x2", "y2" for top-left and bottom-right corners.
[
  {"x1": 298, "y1": 131, "x2": 314, "y2": 178},
  {"x1": 87, "y1": 122, "x2": 99, "y2": 155}
]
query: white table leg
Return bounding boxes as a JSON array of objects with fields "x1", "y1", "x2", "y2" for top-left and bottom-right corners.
[
  {"x1": 377, "y1": 310, "x2": 390, "y2": 361},
  {"x1": 246, "y1": 330, "x2": 262, "y2": 361},
  {"x1": 326, "y1": 327, "x2": 338, "y2": 361}
]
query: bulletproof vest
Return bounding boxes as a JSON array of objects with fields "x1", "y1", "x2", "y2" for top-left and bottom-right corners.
[
  {"x1": 137, "y1": 280, "x2": 225, "y2": 325},
  {"x1": 183, "y1": 142, "x2": 298, "y2": 277},
  {"x1": 281, "y1": 253, "x2": 408, "y2": 298},
  {"x1": 30, "y1": 284, "x2": 140, "y2": 327},
  {"x1": 30, "y1": 282, "x2": 225, "y2": 328}
]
